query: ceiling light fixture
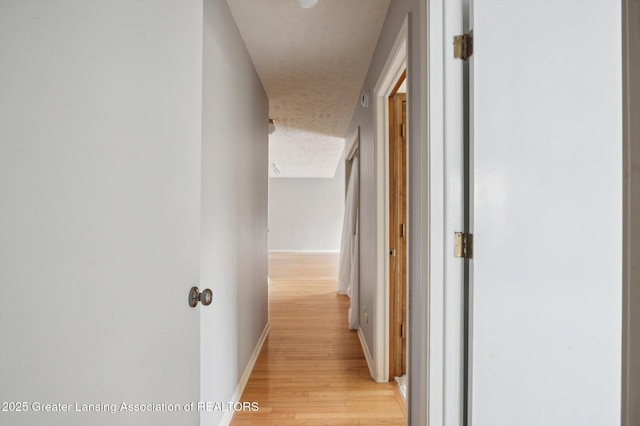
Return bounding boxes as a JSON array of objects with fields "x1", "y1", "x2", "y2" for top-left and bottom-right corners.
[
  {"x1": 268, "y1": 118, "x2": 276, "y2": 135},
  {"x1": 296, "y1": 0, "x2": 318, "y2": 9}
]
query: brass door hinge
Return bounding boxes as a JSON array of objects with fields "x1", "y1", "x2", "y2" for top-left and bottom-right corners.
[
  {"x1": 453, "y1": 31, "x2": 473, "y2": 60},
  {"x1": 400, "y1": 224, "x2": 406, "y2": 238},
  {"x1": 401, "y1": 123, "x2": 406, "y2": 139},
  {"x1": 454, "y1": 232, "x2": 473, "y2": 258},
  {"x1": 401, "y1": 323, "x2": 406, "y2": 339}
]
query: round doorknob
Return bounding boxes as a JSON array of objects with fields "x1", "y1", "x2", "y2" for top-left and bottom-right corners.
[
  {"x1": 200, "y1": 289, "x2": 213, "y2": 306},
  {"x1": 188, "y1": 286, "x2": 213, "y2": 307}
]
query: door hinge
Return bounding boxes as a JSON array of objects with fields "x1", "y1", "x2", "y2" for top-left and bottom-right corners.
[
  {"x1": 454, "y1": 232, "x2": 473, "y2": 258},
  {"x1": 401, "y1": 123, "x2": 406, "y2": 139},
  {"x1": 453, "y1": 31, "x2": 473, "y2": 60},
  {"x1": 401, "y1": 323, "x2": 406, "y2": 339},
  {"x1": 400, "y1": 223, "x2": 406, "y2": 238}
]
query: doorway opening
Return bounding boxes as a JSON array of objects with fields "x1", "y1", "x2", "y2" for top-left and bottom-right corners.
[
  {"x1": 372, "y1": 19, "x2": 411, "y2": 386},
  {"x1": 389, "y1": 71, "x2": 408, "y2": 391},
  {"x1": 371, "y1": 17, "x2": 408, "y2": 389}
]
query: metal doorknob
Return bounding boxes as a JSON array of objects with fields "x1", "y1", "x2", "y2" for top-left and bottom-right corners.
[{"x1": 188, "y1": 286, "x2": 213, "y2": 307}]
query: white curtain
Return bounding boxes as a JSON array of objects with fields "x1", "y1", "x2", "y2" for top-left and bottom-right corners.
[{"x1": 337, "y1": 156, "x2": 359, "y2": 330}]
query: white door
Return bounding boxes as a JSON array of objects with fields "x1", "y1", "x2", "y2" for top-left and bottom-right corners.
[
  {"x1": 468, "y1": 1, "x2": 622, "y2": 425},
  {"x1": 0, "y1": 2, "x2": 202, "y2": 425}
]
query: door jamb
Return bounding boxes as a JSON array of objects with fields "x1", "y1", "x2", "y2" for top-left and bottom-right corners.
[
  {"x1": 424, "y1": 0, "x2": 466, "y2": 423},
  {"x1": 622, "y1": 0, "x2": 639, "y2": 424},
  {"x1": 389, "y1": 76, "x2": 407, "y2": 381}
]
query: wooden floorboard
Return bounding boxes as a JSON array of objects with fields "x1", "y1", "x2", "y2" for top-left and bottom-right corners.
[{"x1": 231, "y1": 252, "x2": 406, "y2": 425}]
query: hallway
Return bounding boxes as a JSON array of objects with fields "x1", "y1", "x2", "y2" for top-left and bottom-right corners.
[{"x1": 231, "y1": 253, "x2": 406, "y2": 425}]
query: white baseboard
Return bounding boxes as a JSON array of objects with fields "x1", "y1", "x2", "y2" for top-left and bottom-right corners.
[
  {"x1": 219, "y1": 322, "x2": 270, "y2": 426},
  {"x1": 268, "y1": 249, "x2": 340, "y2": 254},
  {"x1": 358, "y1": 326, "x2": 376, "y2": 381}
]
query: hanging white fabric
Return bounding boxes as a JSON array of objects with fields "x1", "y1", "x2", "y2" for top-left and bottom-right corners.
[{"x1": 337, "y1": 156, "x2": 359, "y2": 330}]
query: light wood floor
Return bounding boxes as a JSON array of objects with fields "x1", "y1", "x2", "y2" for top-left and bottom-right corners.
[{"x1": 231, "y1": 252, "x2": 407, "y2": 425}]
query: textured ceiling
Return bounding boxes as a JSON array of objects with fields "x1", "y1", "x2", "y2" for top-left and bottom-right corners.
[{"x1": 227, "y1": 0, "x2": 391, "y2": 178}]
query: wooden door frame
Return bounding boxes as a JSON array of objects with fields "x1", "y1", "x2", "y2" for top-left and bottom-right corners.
[{"x1": 389, "y1": 73, "x2": 407, "y2": 381}]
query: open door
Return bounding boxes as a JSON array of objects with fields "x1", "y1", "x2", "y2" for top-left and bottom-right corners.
[
  {"x1": 389, "y1": 72, "x2": 407, "y2": 382},
  {"x1": 467, "y1": 1, "x2": 622, "y2": 424},
  {"x1": 0, "y1": 3, "x2": 202, "y2": 425}
]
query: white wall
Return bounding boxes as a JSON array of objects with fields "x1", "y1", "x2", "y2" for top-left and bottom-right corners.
[
  {"x1": 200, "y1": 1, "x2": 269, "y2": 425},
  {"x1": 0, "y1": 1, "x2": 203, "y2": 425},
  {"x1": 268, "y1": 165, "x2": 344, "y2": 252}
]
